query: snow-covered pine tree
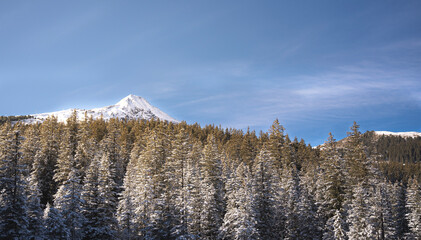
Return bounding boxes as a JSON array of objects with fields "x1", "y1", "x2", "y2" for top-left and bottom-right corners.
[
  {"x1": 267, "y1": 119, "x2": 285, "y2": 169},
  {"x1": 81, "y1": 154, "x2": 101, "y2": 239},
  {"x1": 0, "y1": 127, "x2": 30, "y2": 239},
  {"x1": 74, "y1": 113, "x2": 96, "y2": 182},
  {"x1": 54, "y1": 110, "x2": 79, "y2": 186},
  {"x1": 185, "y1": 140, "x2": 203, "y2": 238},
  {"x1": 406, "y1": 177, "x2": 421, "y2": 239},
  {"x1": 347, "y1": 182, "x2": 371, "y2": 239},
  {"x1": 102, "y1": 119, "x2": 124, "y2": 187},
  {"x1": 82, "y1": 152, "x2": 118, "y2": 239},
  {"x1": 389, "y1": 181, "x2": 407, "y2": 239},
  {"x1": 97, "y1": 152, "x2": 118, "y2": 238},
  {"x1": 252, "y1": 146, "x2": 282, "y2": 239},
  {"x1": 34, "y1": 116, "x2": 60, "y2": 206},
  {"x1": 200, "y1": 134, "x2": 225, "y2": 240},
  {"x1": 219, "y1": 163, "x2": 259, "y2": 240},
  {"x1": 133, "y1": 130, "x2": 169, "y2": 239},
  {"x1": 368, "y1": 180, "x2": 396, "y2": 240},
  {"x1": 298, "y1": 183, "x2": 320, "y2": 239},
  {"x1": 116, "y1": 152, "x2": 138, "y2": 240},
  {"x1": 344, "y1": 122, "x2": 370, "y2": 186},
  {"x1": 240, "y1": 128, "x2": 257, "y2": 169},
  {"x1": 26, "y1": 158, "x2": 45, "y2": 240},
  {"x1": 43, "y1": 202, "x2": 69, "y2": 240},
  {"x1": 165, "y1": 127, "x2": 191, "y2": 239},
  {"x1": 54, "y1": 166, "x2": 85, "y2": 240},
  {"x1": 283, "y1": 164, "x2": 301, "y2": 240},
  {"x1": 323, "y1": 209, "x2": 346, "y2": 240},
  {"x1": 316, "y1": 133, "x2": 346, "y2": 235},
  {"x1": 20, "y1": 124, "x2": 41, "y2": 175}
]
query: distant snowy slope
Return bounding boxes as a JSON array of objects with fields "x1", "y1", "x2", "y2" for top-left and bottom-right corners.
[
  {"x1": 24, "y1": 94, "x2": 179, "y2": 124},
  {"x1": 374, "y1": 131, "x2": 421, "y2": 138}
]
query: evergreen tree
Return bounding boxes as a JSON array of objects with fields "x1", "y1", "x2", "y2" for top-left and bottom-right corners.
[
  {"x1": 54, "y1": 111, "x2": 79, "y2": 186},
  {"x1": 26, "y1": 160, "x2": 45, "y2": 240},
  {"x1": 116, "y1": 153, "x2": 138, "y2": 240},
  {"x1": 389, "y1": 182, "x2": 407, "y2": 239},
  {"x1": 82, "y1": 153, "x2": 118, "y2": 240},
  {"x1": 219, "y1": 163, "x2": 259, "y2": 240},
  {"x1": 34, "y1": 116, "x2": 60, "y2": 206},
  {"x1": 283, "y1": 164, "x2": 301, "y2": 240},
  {"x1": 74, "y1": 114, "x2": 96, "y2": 182},
  {"x1": 323, "y1": 209, "x2": 346, "y2": 240},
  {"x1": 347, "y1": 182, "x2": 371, "y2": 240},
  {"x1": 267, "y1": 119, "x2": 285, "y2": 169},
  {"x1": 21, "y1": 125, "x2": 41, "y2": 175},
  {"x1": 368, "y1": 181, "x2": 396, "y2": 240},
  {"x1": 185, "y1": 141, "x2": 203, "y2": 238},
  {"x1": 252, "y1": 146, "x2": 282, "y2": 239},
  {"x1": 165, "y1": 127, "x2": 191, "y2": 239},
  {"x1": 406, "y1": 177, "x2": 421, "y2": 239},
  {"x1": 43, "y1": 203, "x2": 69, "y2": 240},
  {"x1": 102, "y1": 119, "x2": 124, "y2": 187},
  {"x1": 0, "y1": 127, "x2": 30, "y2": 239},
  {"x1": 54, "y1": 166, "x2": 85, "y2": 240},
  {"x1": 316, "y1": 133, "x2": 346, "y2": 235},
  {"x1": 200, "y1": 135, "x2": 225, "y2": 240},
  {"x1": 344, "y1": 122, "x2": 370, "y2": 186},
  {"x1": 133, "y1": 131, "x2": 169, "y2": 239}
]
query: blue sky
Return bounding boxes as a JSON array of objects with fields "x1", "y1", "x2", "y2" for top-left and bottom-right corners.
[{"x1": 1, "y1": 1, "x2": 421, "y2": 145}]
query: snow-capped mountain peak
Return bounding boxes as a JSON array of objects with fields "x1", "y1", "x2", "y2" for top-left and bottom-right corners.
[{"x1": 25, "y1": 94, "x2": 179, "y2": 124}]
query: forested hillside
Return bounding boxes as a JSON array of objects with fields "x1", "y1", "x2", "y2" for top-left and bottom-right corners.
[{"x1": 0, "y1": 113, "x2": 420, "y2": 239}]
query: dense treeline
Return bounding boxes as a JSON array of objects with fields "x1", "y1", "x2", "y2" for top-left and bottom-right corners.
[
  {"x1": 0, "y1": 112, "x2": 420, "y2": 239},
  {"x1": 362, "y1": 131, "x2": 421, "y2": 163},
  {"x1": 0, "y1": 115, "x2": 33, "y2": 124}
]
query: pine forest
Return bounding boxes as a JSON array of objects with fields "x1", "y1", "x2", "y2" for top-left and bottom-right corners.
[{"x1": 1, "y1": 112, "x2": 421, "y2": 240}]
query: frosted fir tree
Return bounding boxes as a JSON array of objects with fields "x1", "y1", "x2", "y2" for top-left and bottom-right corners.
[
  {"x1": 252, "y1": 146, "x2": 282, "y2": 239},
  {"x1": 97, "y1": 152, "x2": 118, "y2": 238},
  {"x1": 323, "y1": 209, "x2": 346, "y2": 240},
  {"x1": 200, "y1": 171, "x2": 222, "y2": 240},
  {"x1": 200, "y1": 135, "x2": 225, "y2": 240},
  {"x1": 368, "y1": 181, "x2": 396, "y2": 240},
  {"x1": 347, "y1": 182, "x2": 371, "y2": 240},
  {"x1": 20, "y1": 124, "x2": 41, "y2": 175},
  {"x1": 101, "y1": 119, "x2": 124, "y2": 187},
  {"x1": 0, "y1": 127, "x2": 30, "y2": 239},
  {"x1": 185, "y1": 141, "x2": 203, "y2": 238},
  {"x1": 132, "y1": 131, "x2": 169, "y2": 239},
  {"x1": 298, "y1": 184, "x2": 320, "y2": 239},
  {"x1": 82, "y1": 153, "x2": 118, "y2": 239},
  {"x1": 116, "y1": 154, "x2": 138, "y2": 240},
  {"x1": 316, "y1": 133, "x2": 346, "y2": 236},
  {"x1": 165, "y1": 127, "x2": 191, "y2": 239},
  {"x1": 344, "y1": 122, "x2": 370, "y2": 186},
  {"x1": 54, "y1": 166, "x2": 86, "y2": 240},
  {"x1": 317, "y1": 133, "x2": 345, "y2": 216},
  {"x1": 389, "y1": 182, "x2": 407, "y2": 240},
  {"x1": 282, "y1": 164, "x2": 301, "y2": 240},
  {"x1": 43, "y1": 203, "x2": 69, "y2": 240},
  {"x1": 33, "y1": 116, "x2": 60, "y2": 206},
  {"x1": 267, "y1": 119, "x2": 285, "y2": 169},
  {"x1": 26, "y1": 159, "x2": 45, "y2": 240},
  {"x1": 54, "y1": 110, "x2": 79, "y2": 186},
  {"x1": 74, "y1": 114, "x2": 96, "y2": 182},
  {"x1": 219, "y1": 163, "x2": 259, "y2": 240},
  {"x1": 405, "y1": 177, "x2": 421, "y2": 239}
]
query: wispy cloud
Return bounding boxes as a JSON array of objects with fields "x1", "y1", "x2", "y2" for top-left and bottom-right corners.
[{"x1": 223, "y1": 62, "x2": 421, "y2": 129}]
